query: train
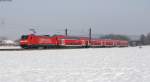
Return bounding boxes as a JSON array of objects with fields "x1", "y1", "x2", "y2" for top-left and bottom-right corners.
[{"x1": 20, "y1": 34, "x2": 128, "y2": 49}]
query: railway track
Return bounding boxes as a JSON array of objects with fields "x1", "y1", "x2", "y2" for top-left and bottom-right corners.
[
  {"x1": 0, "y1": 48, "x2": 26, "y2": 51},
  {"x1": 0, "y1": 47, "x2": 89, "y2": 51}
]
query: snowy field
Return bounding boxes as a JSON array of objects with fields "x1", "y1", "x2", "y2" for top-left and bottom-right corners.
[
  {"x1": 0, "y1": 46, "x2": 21, "y2": 49},
  {"x1": 0, "y1": 46, "x2": 150, "y2": 82}
]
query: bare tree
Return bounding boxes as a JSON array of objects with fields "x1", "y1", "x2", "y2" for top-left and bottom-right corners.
[
  {"x1": 147, "y1": 32, "x2": 150, "y2": 44},
  {"x1": 140, "y1": 34, "x2": 146, "y2": 45}
]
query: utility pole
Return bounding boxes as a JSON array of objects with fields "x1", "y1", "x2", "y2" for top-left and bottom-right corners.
[
  {"x1": 65, "y1": 28, "x2": 68, "y2": 36},
  {"x1": 89, "y1": 28, "x2": 92, "y2": 44}
]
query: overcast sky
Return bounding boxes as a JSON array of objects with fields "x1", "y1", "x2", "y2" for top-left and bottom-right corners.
[{"x1": 0, "y1": 0, "x2": 150, "y2": 39}]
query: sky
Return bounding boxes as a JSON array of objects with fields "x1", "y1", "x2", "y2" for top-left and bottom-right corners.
[{"x1": 0, "y1": 0, "x2": 150, "y2": 39}]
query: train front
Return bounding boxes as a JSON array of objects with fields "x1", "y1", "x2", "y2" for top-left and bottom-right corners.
[{"x1": 20, "y1": 35, "x2": 30, "y2": 49}]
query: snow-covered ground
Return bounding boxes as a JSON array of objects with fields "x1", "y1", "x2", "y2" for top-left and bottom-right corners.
[
  {"x1": 0, "y1": 46, "x2": 150, "y2": 82},
  {"x1": 0, "y1": 46, "x2": 21, "y2": 49}
]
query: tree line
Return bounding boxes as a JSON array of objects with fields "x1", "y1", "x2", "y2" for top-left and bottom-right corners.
[
  {"x1": 140, "y1": 33, "x2": 150, "y2": 45},
  {"x1": 100, "y1": 34, "x2": 130, "y2": 41}
]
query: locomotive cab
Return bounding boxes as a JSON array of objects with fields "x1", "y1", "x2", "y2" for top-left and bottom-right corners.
[{"x1": 20, "y1": 35, "x2": 30, "y2": 48}]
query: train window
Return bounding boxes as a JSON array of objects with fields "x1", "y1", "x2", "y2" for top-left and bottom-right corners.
[{"x1": 21, "y1": 35, "x2": 28, "y2": 40}]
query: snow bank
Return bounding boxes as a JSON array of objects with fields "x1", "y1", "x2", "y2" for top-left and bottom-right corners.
[
  {"x1": 0, "y1": 46, "x2": 21, "y2": 49},
  {"x1": 0, "y1": 46, "x2": 150, "y2": 82}
]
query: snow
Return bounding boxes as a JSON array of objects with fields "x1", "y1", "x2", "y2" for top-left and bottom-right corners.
[
  {"x1": 0, "y1": 46, "x2": 21, "y2": 49},
  {"x1": 0, "y1": 46, "x2": 150, "y2": 82},
  {"x1": 2, "y1": 40, "x2": 14, "y2": 44}
]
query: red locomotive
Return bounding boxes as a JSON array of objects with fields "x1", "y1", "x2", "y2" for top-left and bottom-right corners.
[{"x1": 20, "y1": 34, "x2": 128, "y2": 49}]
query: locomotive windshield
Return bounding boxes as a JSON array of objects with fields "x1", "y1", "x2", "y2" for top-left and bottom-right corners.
[{"x1": 21, "y1": 35, "x2": 28, "y2": 40}]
